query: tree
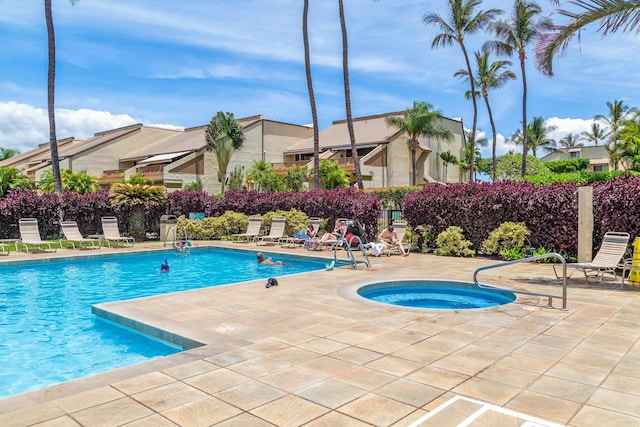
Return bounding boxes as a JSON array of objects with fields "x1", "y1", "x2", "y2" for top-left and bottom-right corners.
[
  {"x1": 509, "y1": 116, "x2": 557, "y2": 156},
  {"x1": 535, "y1": 0, "x2": 640, "y2": 76},
  {"x1": 424, "y1": 0, "x2": 502, "y2": 182},
  {"x1": 484, "y1": 0, "x2": 553, "y2": 178},
  {"x1": 302, "y1": 0, "x2": 320, "y2": 190},
  {"x1": 496, "y1": 153, "x2": 546, "y2": 180},
  {"x1": 439, "y1": 151, "x2": 459, "y2": 183},
  {"x1": 0, "y1": 167, "x2": 32, "y2": 198},
  {"x1": 559, "y1": 133, "x2": 584, "y2": 148},
  {"x1": 580, "y1": 122, "x2": 608, "y2": 146},
  {"x1": 616, "y1": 116, "x2": 640, "y2": 171},
  {"x1": 338, "y1": 0, "x2": 363, "y2": 189},
  {"x1": 44, "y1": 0, "x2": 78, "y2": 194},
  {"x1": 109, "y1": 183, "x2": 167, "y2": 242},
  {"x1": 596, "y1": 99, "x2": 638, "y2": 169},
  {"x1": 454, "y1": 50, "x2": 516, "y2": 182},
  {"x1": 205, "y1": 111, "x2": 246, "y2": 194},
  {"x1": 38, "y1": 169, "x2": 99, "y2": 194},
  {"x1": 283, "y1": 166, "x2": 309, "y2": 192},
  {"x1": 0, "y1": 147, "x2": 20, "y2": 160},
  {"x1": 247, "y1": 160, "x2": 274, "y2": 191},
  {"x1": 318, "y1": 159, "x2": 349, "y2": 190},
  {"x1": 385, "y1": 101, "x2": 454, "y2": 186}
]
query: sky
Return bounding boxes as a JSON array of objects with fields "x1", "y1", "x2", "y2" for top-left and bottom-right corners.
[{"x1": 0, "y1": 0, "x2": 638, "y2": 160}]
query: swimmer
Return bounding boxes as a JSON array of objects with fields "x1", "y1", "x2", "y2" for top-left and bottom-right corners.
[
  {"x1": 160, "y1": 257, "x2": 170, "y2": 273},
  {"x1": 256, "y1": 252, "x2": 283, "y2": 265}
]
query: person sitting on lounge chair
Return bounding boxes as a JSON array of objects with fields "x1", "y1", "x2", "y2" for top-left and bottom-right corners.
[
  {"x1": 310, "y1": 219, "x2": 344, "y2": 251},
  {"x1": 378, "y1": 225, "x2": 409, "y2": 257}
]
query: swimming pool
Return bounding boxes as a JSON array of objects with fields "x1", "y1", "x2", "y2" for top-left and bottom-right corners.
[
  {"x1": 358, "y1": 280, "x2": 516, "y2": 310},
  {"x1": 0, "y1": 248, "x2": 325, "y2": 398}
]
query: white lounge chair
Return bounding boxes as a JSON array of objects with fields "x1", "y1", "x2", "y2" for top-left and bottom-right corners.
[
  {"x1": 60, "y1": 221, "x2": 100, "y2": 250},
  {"x1": 255, "y1": 217, "x2": 286, "y2": 246},
  {"x1": 17, "y1": 218, "x2": 56, "y2": 253},
  {"x1": 554, "y1": 231, "x2": 630, "y2": 283},
  {"x1": 101, "y1": 217, "x2": 135, "y2": 247},
  {"x1": 231, "y1": 217, "x2": 262, "y2": 243}
]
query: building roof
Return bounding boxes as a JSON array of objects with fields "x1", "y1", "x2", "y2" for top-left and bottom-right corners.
[{"x1": 0, "y1": 137, "x2": 77, "y2": 168}]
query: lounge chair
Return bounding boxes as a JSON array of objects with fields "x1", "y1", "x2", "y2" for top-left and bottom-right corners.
[
  {"x1": 255, "y1": 217, "x2": 286, "y2": 246},
  {"x1": 17, "y1": 218, "x2": 56, "y2": 253},
  {"x1": 101, "y1": 217, "x2": 135, "y2": 247},
  {"x1": 383, "y1": 221, "x2": 411, "y2": 256},
  {"x1": 60, "y1": 221, "x2": 100, "y2": 250},
  {"x1": 553, "y1": 231, "x2": 630, "y2": 283},
  {"x1": 282, "y1": 217, "x2": 322, "y2": 248},
  {"x1": 231, "y1": 217, "x2": 262, "y2": 243}
]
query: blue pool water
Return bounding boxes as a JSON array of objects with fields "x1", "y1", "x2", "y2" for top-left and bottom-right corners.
[
  {"x1": 0, "y1": 248, "x2": 325, "y2": 398},
  {"x1": 358, "y1": 280, "x2": 516, "y2": 309}
]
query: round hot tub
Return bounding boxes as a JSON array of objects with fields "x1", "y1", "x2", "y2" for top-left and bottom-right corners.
[{"x1": 357, "y1": 280, "x2": 516, "y2": 310}]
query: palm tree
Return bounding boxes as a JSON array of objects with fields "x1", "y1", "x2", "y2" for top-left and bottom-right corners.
[
  {"x1": 0, "y1": 167, "x2": 32, "y2": 198},
  {"x1": 338, "y1": 0, "x2": 363, "y2": 190},
  {"x1": 580, "y1": 122, "x2": 608, "y2": 146},
  {"x1": 246, "y1": 160, "x2": 274, "y2": 191},
  {"x1": 596, "y1": 99, "x2": 638, "y2": 169},
  {"x1": 454, "y1": 50, "x2": 516, "y2": 182},
  {"x1": 439, "y1": 151, "x2": 459, "y2": 183},
  {"x1": 385, "y1": 101, "x2": 454, "y2": 186},
  {"x1": 318, "y1": 159, "x2": 349, "y2": 190},
  {"x1": 44, "y1": 0, "x2": 78, "y2": 194},
  {"x1": 424, "y1": 0, "x2": 502, "y2": 182},
  {"x1": 0, "y1": 147, "x2": 20, "y2": 160},
  {"x1": 38, "y1": 169, "x2": 98, "y2": 193},
  {"x1": 509, "y1": 116, "x2": 557, "y2": 156},
  {"x1": 109, "y1": 183, "x2": 167, "y2": 242},
  {"x1": 302, "y1": 0, "x2": 320, "y2": 190},
  {"x1": 205, "y1": 111, "x2": 246, "y2": 194},
  {"x1": 616, "y1": 115, "x2": 640, "y2": 171},
  {"x1": 484, "y1": 0, "x2": 553, "y2": 178},
  {"x1": 535, "y1": 0, "x2": 640, "y2": 76},
  {"x1": 559, "y1": 133, "x2": 584, "y2": 148}
]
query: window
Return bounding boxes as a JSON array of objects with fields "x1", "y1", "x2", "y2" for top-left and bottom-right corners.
[
  {"x1": 570, "y1": 152, "x2": 580, "y2": 158},
  {"x1": 593, "y1": 165, "x2": 606, "y2": 172}
]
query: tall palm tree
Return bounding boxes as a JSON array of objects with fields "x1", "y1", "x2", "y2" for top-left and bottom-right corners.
[
  {"x1": 484, "y1": 0, "x2": 553, "y2": 178},
  {"x1": 205, "y1": 111, "x2": 246, "y2": 194},
  {"x1": 580, "y1": 122, "x2": 608, "y2": 146},
  {"x1": 510, "y1": 116, "x2": 557, "y2": 156},
  {"x1": 535, "y1": 0, "x2": 640, "y2": 76},
  {"x1": 559, "y1": 133, "x2": 584, "y2": 148},
  {"x1": 302, "y1": 0, "x2": 320, "y2": 190},
  {"x1": 596, "y1": 99, "x2": 638, "y2": 169},
  {"x1": 454, "y1": 50, "x2": 516, "y2": 182},
  {"x1": 385, "y1": 101, "x2": 454, "y2": 186},
  {"x1": 338, "y1": 0, "x2": 363, "y2": 190},
  {"x1": 44, "y1": 0, "x2": 78, "y2": 194},
  {"x1": 424, "y1": 0, "x2": 502, "y2": 182}
]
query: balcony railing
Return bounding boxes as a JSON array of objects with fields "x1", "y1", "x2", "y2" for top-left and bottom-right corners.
[{"x1": 98, "y1": 169, "x2": 125, "y2": 183}]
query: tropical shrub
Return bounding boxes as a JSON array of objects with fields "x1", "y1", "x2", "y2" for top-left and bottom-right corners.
[
  {"x1": 524, "y1": 170, "x2": 628, "y2": 185},
  {"x1": 183, "y1": 179, "x2": 204, "y2": 191},
  {"x1": 481, "y1": 222, "x2": 531, "y2": 257},
  {"x1": 433, "y1": 226, "x2": 475, "y2": 257},
  {"x1": 176, "y1": 211, "x2": 251, "y2": 240},
  {"x1": 0, "y1": 167, "x2": 32, "y2": 198},
  {"x1": 0, "y1": 189, "x2": 61, "y2": 239},
  {"x1": 365, "y1": 186, "x2": 421, "y2": 209},
  {"x1": 545, "y1": 158, "x2": 589, "y2": 173},
  {"x1": 39, "y1": 169, "x2": 99, "y2": 194},
  {"x1": 261, "y1": 209, "x2": 308, "y2": 237},
  {"x1": 110, "y1": 183, "x2": 167, "y2": 241}
]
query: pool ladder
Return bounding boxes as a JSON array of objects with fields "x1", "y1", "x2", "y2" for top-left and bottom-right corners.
[
  {"x1": 332, "y1": 236, "x2": 371, "y2": 270},
  {"x1": 472, "y1": 253, "x2": 568, "y2": 310}
]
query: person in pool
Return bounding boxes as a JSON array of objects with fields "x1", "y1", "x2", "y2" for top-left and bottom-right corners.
[
  {"x1": 160, "y1": 258, "x2": 170, "y2": 272},
  {"x1": 256, "y1": 252, "x2": 283, "y2": 265}
]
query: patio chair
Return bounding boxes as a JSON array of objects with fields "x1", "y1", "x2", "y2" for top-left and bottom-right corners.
[
  {"x1": 231, "y1": 217, "x2": 262, "y2": 243},
  {"x1": 282, "y1": 217, "x2": 322, "y2": 248},
  {"x1": 553, "y1": 231, "x2": 630, "y2": 283},
  {"x1": 17, "y1": 218, "x2": 56, "y2": 253},
  {"x1": 60, "y1": 221, "x2": 100, "y2": 250},
  {"x1": 383, "y1": 221, "x2": 411, "y2": 256},
  {"x1": 255, "y1": 217, "x2": 286, "y2": 246},
  {"x1": 101, "y1": 217, "x2": 135, "y2": 247}
]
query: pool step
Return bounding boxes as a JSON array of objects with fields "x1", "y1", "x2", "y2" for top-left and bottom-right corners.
[{"x1": 408, "y1": 396, "x2": 565, "y2": 427}]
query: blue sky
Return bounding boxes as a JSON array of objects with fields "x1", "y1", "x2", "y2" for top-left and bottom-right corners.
[{"x1": 0, "y1": 0, "x2": 638, "y2": 158}]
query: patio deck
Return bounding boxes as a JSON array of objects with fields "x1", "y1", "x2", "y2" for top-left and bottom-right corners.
[{"x1": 0, "y1": 241, "x2": 639, "y2": 426}]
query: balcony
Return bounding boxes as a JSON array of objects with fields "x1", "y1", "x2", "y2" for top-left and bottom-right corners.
[
  {"x1": 136, "y1": 166, "x2": 164, "y2": 183},
  {"x1": 98, "y1": 169, "x2": 125, "y2": 184}
]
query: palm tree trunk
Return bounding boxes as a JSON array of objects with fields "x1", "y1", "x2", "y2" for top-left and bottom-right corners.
[
  {"x1": 338, "y1": 0, "x2": 363, "y2": 190},
  {"x1": 129, "y1": 204, "x2": 146, "y2": 242},
  {"x1": 44, "y1": 0, "x2": 63, "y2": 194},
  {"x1": 483, "y1": 95, "x2": 498, "y2": 182},
  {"x1": 303, "y1": 0, "x2": 320, "y2": 191},
  {"x1": 520, "y1": 55, "x2": 528, "y2": 177},
  {"x1": 411, "y1": 149, "x2": 417, "y2": 186},
  {"x1": 459, "y1": 41, "x2": 477, "y2": 183}
]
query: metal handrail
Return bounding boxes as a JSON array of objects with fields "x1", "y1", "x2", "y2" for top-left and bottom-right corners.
[
  {"x1": 333, "y1": 236, "x2": 371, "y2": 270},
  {"x1": 472, "y1": 253, "x2": 568, "y2": 310}
]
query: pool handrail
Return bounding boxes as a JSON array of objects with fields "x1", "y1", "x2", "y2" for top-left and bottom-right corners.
[{"x1": 472, "y1": 253, "x2": 568, "y2": 310}]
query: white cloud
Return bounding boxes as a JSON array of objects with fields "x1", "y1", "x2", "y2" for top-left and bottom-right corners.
[
  {"x1": 0, "y1": 102, "x2": 142, "y2": 152},
  {"x1": 544, "y1": 117, "x2": 602, "y2": 143}
]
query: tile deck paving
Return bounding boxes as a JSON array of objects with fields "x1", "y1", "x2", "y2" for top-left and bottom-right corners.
[{"x1": 1, "y1": 241, "x2": 639, "y2": 426}]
